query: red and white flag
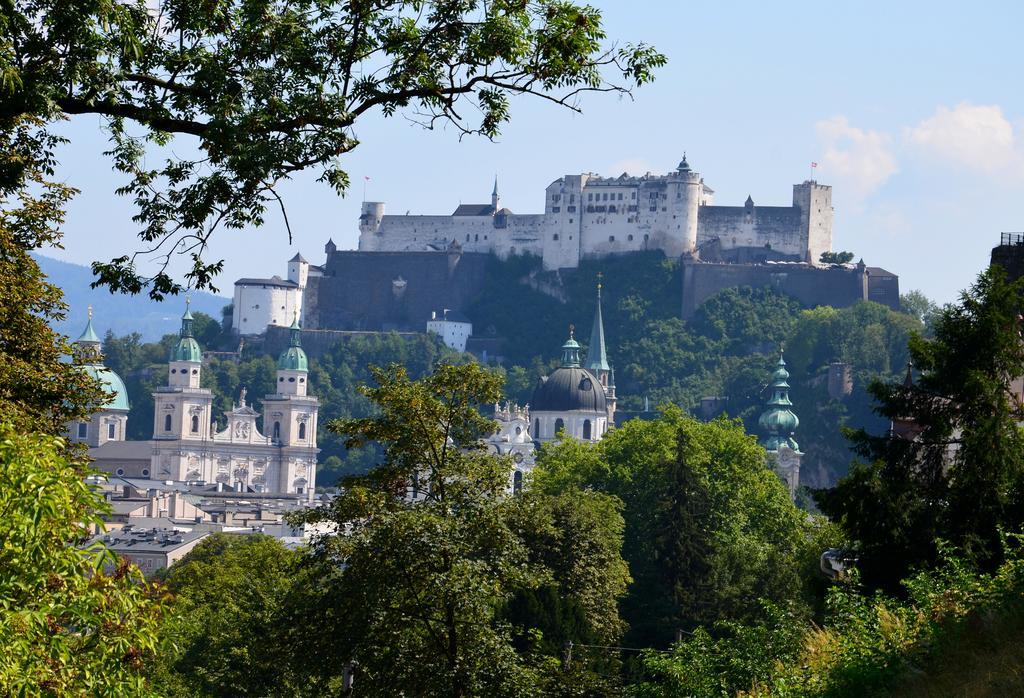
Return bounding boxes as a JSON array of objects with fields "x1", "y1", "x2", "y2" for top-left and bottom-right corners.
[
  {"x1": 364, "y1": 175, "x2": 371, "y2": 181},
  {"x1": 811, "y1": 162, "x2": 818, "y2": 168}
]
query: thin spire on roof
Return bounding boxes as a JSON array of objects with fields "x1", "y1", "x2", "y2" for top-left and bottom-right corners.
[{"x1": 586, "y1": 273, "x2": 610, "y2": 373}]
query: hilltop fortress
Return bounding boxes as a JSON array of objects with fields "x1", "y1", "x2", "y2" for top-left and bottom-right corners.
[
  {"x1": 233, "y1": 158, "x2": 898, "y2": 348},
  {"x1": 357, "y1": 156, "x2": 833, "y2": 269}
]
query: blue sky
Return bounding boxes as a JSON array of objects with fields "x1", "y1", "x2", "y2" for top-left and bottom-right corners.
[{"x1": 51, "y1": 0, "x2": 1024, "y2": 305}]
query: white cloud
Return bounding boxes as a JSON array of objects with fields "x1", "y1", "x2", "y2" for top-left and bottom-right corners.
[
  {"x1": 905, "y1": 103, "x2": 1018, "y2": 174},
  {"x1": 815, "y1": 116, "x2": 899, "y2": 203}
]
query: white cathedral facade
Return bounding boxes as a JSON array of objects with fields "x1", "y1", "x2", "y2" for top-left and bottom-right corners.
[{"x1": 69, "y1": 305, "x2": 319, "y2": 499}]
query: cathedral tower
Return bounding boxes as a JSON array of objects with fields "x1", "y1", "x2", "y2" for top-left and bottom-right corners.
[
  {"x1": 152, "y1": 302, "x2": 215, "y2": 479},
  {"x1": 262, "y1": 316, "x2": 319, "y2": 497}
]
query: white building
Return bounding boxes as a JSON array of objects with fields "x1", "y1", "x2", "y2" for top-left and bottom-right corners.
[
  {"x1": 357, "y1": 159, "x2": 833, "y2": 270},
  {"x1": 426, "y1": 309, "x2": 473, "y2": 352},
  {"x1": 75, "y1": 306, "x2": 320, "y2": 500},
  {"x1": 485, "y1": 401, "x2": 535, "y2": 494},
  {"x1": 232, "y1": 253, "x2": 322, "y2": 335}
]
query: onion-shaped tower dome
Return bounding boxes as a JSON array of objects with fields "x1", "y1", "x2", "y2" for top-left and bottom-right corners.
[
  {"x1": 277, "y1": 315, "x2": 309, "y2": 371},
  {"x1": 759, "y1": 353, "x2": 799, "y2": 451},
  {"x1": 169, "y1": 303, "x2": 203, "y2": 363}
]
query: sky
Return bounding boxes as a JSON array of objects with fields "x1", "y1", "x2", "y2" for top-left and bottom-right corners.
[{"x1": 50, "y1": 0, "x2": 1024, "y2": 305}]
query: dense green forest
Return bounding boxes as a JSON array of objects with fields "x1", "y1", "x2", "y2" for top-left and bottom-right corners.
[{"x1": 102, "y1": 253, "x2": 925, "y2": 489}]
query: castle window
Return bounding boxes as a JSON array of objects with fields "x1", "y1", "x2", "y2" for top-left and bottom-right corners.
[
  {"x1": 142, "y1": 469, "x2": 149, "y2": 477},
  {"x1": 466, "y1": 234, "x2": 470, "y2": 241},
  {"x1": 567, "y1": 206, "x2": 576, "y2": 213},
  {"x1": 631, "y1": 192, "x2": 636, "y2": 199},
  {"x1": 570, "y1": 195, "x2": 575, "y2": 203},
  {"x1": 254, "y1": 304, "x2": 260, "y2": 309},
  {"x1": 583, "y1": 419, "x2": 592, "y2": 440},
  {"x1": 649, "y1": 206, "x2": 657, "y2": 212},
  {"x1": 569, "y1": 220, "x2": 573, "y2": 224},
  {"x1": 279, "y1": 377, "x2": 285, "y2": 382},
  {"x1": 552, "y1": 194, "x2": 560, "y2": 202},
  {"x1": 515, "y1": 426, "x2": 521, "y2": 435},
  {"x1": 644, "y1": 234, "x2": 650, "y2": 241},
  {"x1": 164, "y1": 414, "x2": 172, "y2": 432},
  {"x1": 170, "y1": 368, "x2": 176, "y2": 374},
  {"x1": 552, "y1": 207, "x2": 560, "y2": 213},
  {"x1": 78, "y1": 422, "x2": 87, "y2": 438},
  {"x1": 191, "y1": 415, "x2": 199, "y2": 433},
  {"x1": 298, "y1": 422, "x2": 307, "y2": 440},
  {"x1": 587, "y1": 193, "x2": 593, "y2": 201},
  {"x1": 618, "y1": 193, "x2": 623, "y2": 200},
  {"x1": 602, "y1": 193, "x2": 608, "y2": 201},
  {"x1": 484, "y1": 235, "x2": 487, "y2": 240},
  {"x1": 609, "y1": 235, "x2": 615, "y2": 242},
  {"x1": 192, "y1": 369, "x2": 198, "y2": 375},
  {"x1": 513, "y1": 470, "x2": 523, "y2": 495},
  {"x1": 108, "y1": 423, "x2": 116, "y2": 439},
  {"x1": 116, "y1": 468, "x2": 125, "y2": 476},
  {"x1": 289, "y1": 377, "x2": 296, "y2": 382},
  {"x1": 411, "y1": 471, "x2": 419, "y2": 498},
  {"x1": 553, "y1": 234, "x2": 559, "y2": 241},
  {"x1": 555, "y1": 418, "x2": 564, "y2": 434},
  {"x1": 474, "y1": 234, "x2": 479, "y2": 242},
  {"x1": 628, "y1": 234, "x2": 634, "y2": 241},
  {"x1": 299, "y1": 377, "x2": 305, "y2": 383},
  {"x1": 273, "y1": 422, "x2": 281, "y2": 441},
  {"x1": 534, "y1": 418, "x2": 540, "y2": 437}
]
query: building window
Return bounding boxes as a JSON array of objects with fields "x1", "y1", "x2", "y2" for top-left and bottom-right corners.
[
  {"x1": 515, "y1": 426, "x2": 521, "y2": 435},
  {"x1": 273, "y1": 422, "x2": 281, "y2": 441},
  {"x1": 108, "y1": 422, "x2": 116, "y2": 439},
  {"x1": 190, "y1": 415, "x2": 199, "y2": 433},
  {"x1": 466, "y1": 234, "x2": 470, "y2": 241},
  {"x1": 164, "y1": 414, "x2": 172, "y2": 432},
  {"x1": 553, "y1": 234, "x2": 559, "y2": 241},
  {"x1": 628, "y1": 234, "x2": 634, "y2": 241},
  {"x1": 555, "y1": 418, "x2": 564, "y2": 435},
  {"x1": 513, "y1": 470, "x2": 523, "y2": 495},
  {"x1": 552, "y1": 206, "x2": 560, "y2": 213},
  {"x1": 587, "y1": 193, "x2": 593, "y2": 201},
  {"x1": 142, "y1": 469, "x2": 149, "y2": 477},
  {"x1": 567, "y1": 205, "x2": 576, "y2": 213},
  {"x1": 411, "y1": 471, "x2": 419, "y2": 499},
  {"x1": 609, "y1": 235, "x2": 615, "y2": 242},
  {"x1": 116, "y1": 468, "x2": 125, "y2": 476},
  {"x1": 298, "y1": 422, "x2": 307, "y2": 440},
  {"x1": 474, "y1": 234, "x2": 479, "y2": 242},
  {"x1": 534, "y1": 418, "x2": 540, "y2": 437},
  {"x1": 583, "y1": 419, "x2": 592, "y2": 440},
  {"x1": 618, "y1": 193, "x2": 623, "y2": 200},
  {"x1": 602, "y1": 192, "x2": 608, "y2": 201}
]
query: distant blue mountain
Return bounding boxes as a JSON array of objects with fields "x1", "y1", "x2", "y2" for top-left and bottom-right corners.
[{"x1": 34, "y1": 254, "x2": 230, "y2": 342}]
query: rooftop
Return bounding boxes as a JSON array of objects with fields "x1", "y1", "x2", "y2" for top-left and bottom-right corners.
[{"x1": 88, "y1": 526, "x2": 208, "y2": 554}]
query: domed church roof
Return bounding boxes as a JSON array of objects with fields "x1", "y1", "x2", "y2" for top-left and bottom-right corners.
[
  {"x1": 531, "y1": 328, "x2": 606, "y2": 413},
  {"x1": 72, "y1": 310, "x2": 129, "y2": 411}
]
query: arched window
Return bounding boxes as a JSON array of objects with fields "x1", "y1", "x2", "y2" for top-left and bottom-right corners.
[
  {"x1": 191, "y1": 415, "x2": 199, "y2": 433},
  {"x1": 534, "y1": 418, "x2": 540, "y2": 437},
  {"x1": 582, "y1": 419, "x2": 592, "y2": 440},
  {"x1": 108, "y1": 422, "x2": 115, "y2": 439},
  {"x1": 164, "y1": 414, "x2": 172, "y2": 432},
  {"x1": 411, "y1": 471, "x2": 420, "y2": 499},
  {"x1": 273, "y1": 421, "x2": 281, "y2": 441},
  {"x1": 298, "y1": 422, "x2": 307, "y2": 440},
  {"x1": 555, "y1": 418, "x2": 564, "y2": 435},
  {"x1": 513, "y1": 470, "x2": 523, "y2": 495}
]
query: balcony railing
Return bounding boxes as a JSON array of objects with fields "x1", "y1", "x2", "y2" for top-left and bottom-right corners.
[{"x1": 1001, "y1": 232, "x2": 1024, "y2": 246}]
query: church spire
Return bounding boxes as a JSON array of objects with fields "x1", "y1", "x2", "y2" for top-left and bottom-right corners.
[
  {"x1": 491, "y1": 174, "x2": 500, "y2": 211},
  {"x1": 586, "y1": 275, "x2": 610, "y2": 373}
]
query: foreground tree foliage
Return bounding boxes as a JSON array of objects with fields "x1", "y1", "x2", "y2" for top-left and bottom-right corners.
[
  {"x1": 282, "y1": 363, "x2": 630, "y2": 696},
  {"x1": 0, "y1": 427, "x2": 167, "y2": 697},
  {"x1": 532, "y1": 408, "x2": 816, "y2": 648},
  {"x1": 152, "y1": 534, "x2": 307, "y2": 697},
  {"x1": 2, "y1": 0, "x2": 663, "y2": 295},
  {"x1": 0, "y1": 118, "x2": 106, "y2": 438},
  {"x1": 818, "y1": 267, "x2": 1024, "y2": 592}
]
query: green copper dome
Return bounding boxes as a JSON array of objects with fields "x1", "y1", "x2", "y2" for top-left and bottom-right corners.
[
  {"x1": 759, "y1": 354, "x2": 800, "y2": 451},
  {"x1": 169, "y1": 304, "x2": 203, "y2": 363},
  {"x1": 82, "y1": 364, "x2": 130, "y2": 411},
  {"x1": 72, "y1": 313, "x2": 128, "y2": 410},
  {"x1": 277, "y1": 316, "x2": 308, "y2": 371}
]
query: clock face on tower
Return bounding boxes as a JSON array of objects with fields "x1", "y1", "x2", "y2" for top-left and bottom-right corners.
[{"x1": 513, "y1": 452, "x2": 524, "y2": 464}]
